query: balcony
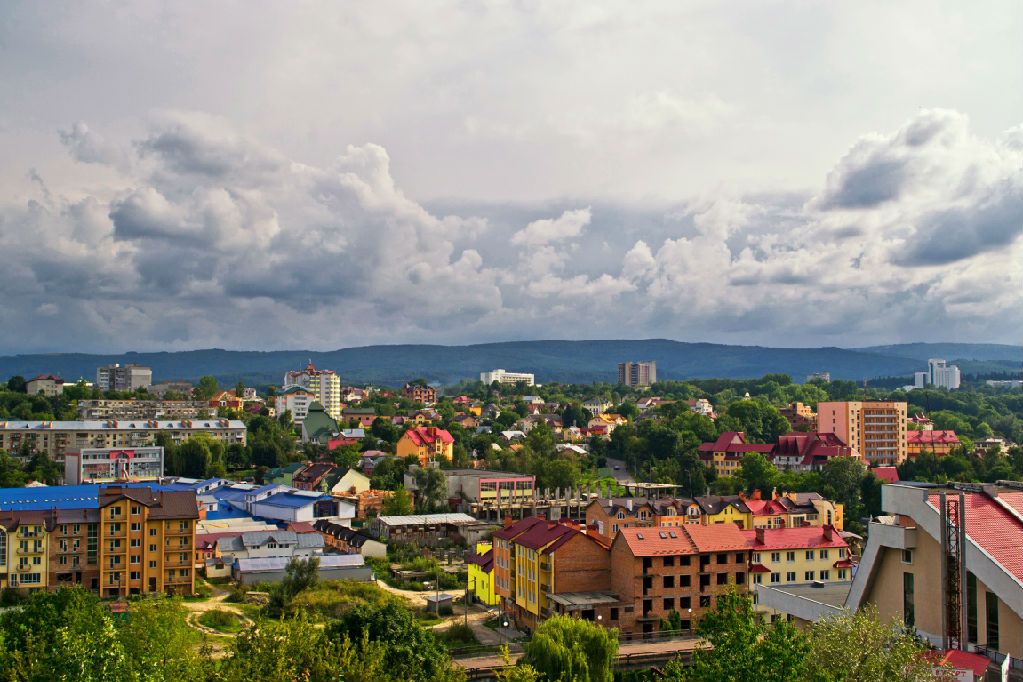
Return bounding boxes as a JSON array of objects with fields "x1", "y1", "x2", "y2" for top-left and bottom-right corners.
[{"x1": 165, "y1": 527, "x2": 192, "y2": 537}]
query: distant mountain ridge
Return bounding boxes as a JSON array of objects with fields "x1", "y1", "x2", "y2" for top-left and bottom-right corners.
[{"x1": 0, "y1": 340, "x2": 1019, "y2": 388}]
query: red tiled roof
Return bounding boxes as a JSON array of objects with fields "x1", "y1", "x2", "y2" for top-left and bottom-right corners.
[
  {"x1": 698, "y1": 431, "x2": 747, "y2": 453},
  {"x1": 750, "y1": 563, "x2": 771, "y2": 573},
  {"x1": 833, "y1": 559, "x2": 854, "y2": 569},
  {"x1": 618, "y1": 523, "x2": 748, "y2": 557},
  {"x1": 403, "y1": 427, "x2": 454, "y2": 446},
  {"x1": 513, "y1": 521, "x2": 577, "y2": 551},
  {"x1": 872, "y1": 466, "x2": 899, "y2": 484},
  {"x1": 493, "y1": 516, "x2": 546, "y2": 541},
  {"x1": 928, "y1": 491, "x2": 1023, "y2": 584},
  {"x1": 772, "y1": 432, "x2": 854, "y2": 465},
  {"x1": 742, "y1": 527, "x2": 848, "y2": 551},
  {"x1": 743, "y1": 499, "x2": 789, "y2": 516},
  {"x1": 908, "y1": 430, "x2": 960, "y2": 446}
]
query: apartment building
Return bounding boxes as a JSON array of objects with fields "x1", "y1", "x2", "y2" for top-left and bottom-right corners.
[
  {"x1": 275, "y1": 386, "x2": 315, "y2": 425},
  {"x1": 817, "y1": 401, "x2": 908, "y2": 466},
  {"x1": 480, "y1": 369, "x2": 535, "y2": 387},
  {"x1": 611, "y1": 524, "x2": 749, "y2": 638},
  {"x1": 404, "y1": 468, "x2": 536, "y2": 518},
  {"x1": 77, "y1": 400, "x2": 211, "y2": 420},
  {"x1": 585, "y1": 497, "x2": 701, "y2": 540},
  {"x1": 283, "y1": 362, "x2": 342, "y2": 420},
  {"x1": 64, "y1": 446, "x2": 165, "y2": 484},
  {"x1": 96, "y1": 364, "x2": 152, "y2": 391},
  {"x1": 0, "y1": 419, "x2": 246, "y2": 464},
  {"x1": 0, "y1": 484, "x2": 197, "y2": 596},
  {"x1": 618, "y1": 361, "x2": 657, "y2": 387},
  {"x1": 927, "y1": 359, "x2": 962, "y2": 390}
]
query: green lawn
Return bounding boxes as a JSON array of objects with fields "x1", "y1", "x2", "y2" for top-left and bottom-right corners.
[{"x1": 198, "y1": 609, "x2": 243, "y2": 634}]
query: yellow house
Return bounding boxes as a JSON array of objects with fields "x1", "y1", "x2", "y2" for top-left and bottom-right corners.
[
  {"x1": 395, "y1": 427, "x2": 454, "y2": 467},
  {"x1": 697, "y1": 496, "x2": 753, "y2": 529},
  {"x1": 467, "y1": 542, "x2": 498, "y2": 606},
  {"x1": 7, "y1": 517, "x2": 49, "y2": 591},
  {"x1": 468, "y1": 404, "x2": 483, "y2": 417},
  {"x1": 745, "y1": 526, "x2": 851, "y2": 621}
]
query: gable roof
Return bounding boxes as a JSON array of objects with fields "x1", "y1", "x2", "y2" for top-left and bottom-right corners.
[
  {"x1": 908, "y1": 430, "x2": 960, "y2": 446},
  {"x1": 493, "y1": 516, "x2": 546, "y2": 541},
  {"x1": 402, "y1": 426, "x2": 454, "y2": 446},
  {"x1": 616, "y1": 523, "x2": 748, "y2": 557},
  {"x1": 742, "y1": 526, "x2": 848, "y2": 551}
]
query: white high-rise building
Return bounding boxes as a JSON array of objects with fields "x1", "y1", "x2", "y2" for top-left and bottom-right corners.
[
  {"x1": 927, "y1": 358, "x2": 961, "y2": 390},
  {"x1": 480, "y1": 369, "x2": 535, "y2": 386},
  {"x1": 283, "y1": 361, "x2": 341, "y2": 420}
]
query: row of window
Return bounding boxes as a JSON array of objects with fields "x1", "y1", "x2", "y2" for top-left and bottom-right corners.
[
  {"x1": 752, "y1": 548, "x2": 847, "y2": 563},
  {"x1": 753, "y1": 569, "x2": 846, "y2": 584}
]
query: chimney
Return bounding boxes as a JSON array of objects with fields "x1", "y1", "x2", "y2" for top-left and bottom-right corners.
[
  {"x1": 503, "y1": 515, "x2": 514, "y2": 529},
  {"x1": 755, "y1": 527, "x2": 765, "y2": 545},
  {"x1": 626, "y1": 499, "x2": 633, "y2": 512},
  {"x1": 771, "y1": 487, "x2": 779, "y2": 500},
  {"x1": 752, "y1": 489, "x2": 762, "y2": 501},
  {"x1": 823, "y1": 525, "x2": 833, "y2": 541}
]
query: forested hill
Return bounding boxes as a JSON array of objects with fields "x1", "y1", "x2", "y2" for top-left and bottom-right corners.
[{"x1": 0, "y1": 340, "x2": 1018, "y2": 388}]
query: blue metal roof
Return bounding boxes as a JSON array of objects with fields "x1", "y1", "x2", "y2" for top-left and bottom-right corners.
[
  {"x1": 255, "y1": 491, "x2": 330, "y2": 509},
  {"x1": 0, "y1": 483, "x2": 177, "y2": 511}
]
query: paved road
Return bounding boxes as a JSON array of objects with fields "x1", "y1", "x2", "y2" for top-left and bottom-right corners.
[
  {"x1": 454, "y1": 636, "x2": 704, "y2": 670},
  {"x1": 604, "y1": 458, "x2": 636, "y2": 484}
]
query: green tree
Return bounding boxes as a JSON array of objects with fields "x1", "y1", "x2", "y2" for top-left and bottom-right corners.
[
  {"x1": 736, "y1": 453, "x2": 778, "y2": 495},
  {"x1": 194, "y1": 375, "x2": 220, "y2": 401},
  {"x1": 804, "y1": 604, "x2": 954, "y2": 682},
  {"x1": 267, "y1": 556, "x2": 320, "y2": 617},
  {"x1": 520, "y1": 614, "x2": 618, "y2": 682},
  {"x1": 327, "y1": 601, "x2": 455, "y2": 682},
  {"x1": 371, "y1": 457, "x2": 408, "y2": 490},
  {"x1": 818, "y1": 457, "x2": 868, "y2": 527},
  {"x1": 0, "y1": 451, "x2": 26, "y2": 488},
  {"x1": 719, "y1": 399, "x2": 791, "y2": 443},
  {"x1": 5, "y1": 376, "x2": 26, "y2": 393},
  {"x1": 671, "y1": 588, "x2": 809, "y2": 682},
  {"x1": 117, "y1": 597, "x2": 202, "y2": 681},
  {"x1": 414, "y1": 466, "x2": 447, "y2": 513},
  {"x1": 382, "y1": 486, "x2": 414, "y2": 515},
  {"x1": 174, "y1": 437, "x2": 212, "y2": 478}
]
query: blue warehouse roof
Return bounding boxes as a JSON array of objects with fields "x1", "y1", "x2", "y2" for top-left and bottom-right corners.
[{"x1": 0, "y1": 482, "x2": 177, "y2": 511}]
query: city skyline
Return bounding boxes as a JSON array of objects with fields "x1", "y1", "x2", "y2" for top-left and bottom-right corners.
[{"x1": 1, "y1": 2, "x2": 1021, "y2": 354}]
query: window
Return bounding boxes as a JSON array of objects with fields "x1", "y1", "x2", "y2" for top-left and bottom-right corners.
[
  {"x1": 754, "y1": 573, "x2": 763, "y2": 584},
  {"x1": 680, "y1": 575, "x2": 691, "y2": 588},
  {"x1": 838, "y1": 569, "x2": 847, "y2": 580},
  {"x1": 131, "y1": 506, "x2": 142, "y2": 515},
  {"x1": 108, "y1": 507, "x2": 121, "y2": 519},
  {"x1": 612, "y1": 524, "x2": 619, "y2": 534},
  {"x1": 72, "y1": 524, "x2": 80, "y2": 534},
  {"x1": 716, "y1": 553, "x2": 727, "y2": 564},
  {"x1": 149, "y1": 544, "x2": 156, "y2": 552},
  {"x1": 770, "y1": 551, "x2": 780, "y2": 563},
  {"x1": 902, "y1": 549, "x2": 913, "y2": 564},
  {"x1": 903, "y1": 572, "x2": 915, "y2": 628},
  {"x1": 820, "y1": 549, "x2": 829, "y2": 560},
  {"x1": 716, "y1": 572, "x2": 727, "y2": 585},
  {"x1": 664, "y1": 556, "x2": 675, "y2": 567},
  {"x1": 150, "y1": 528, "x2": 157, "y2": 537},
  {"x1": 617, "y1": 511, "x2": 625, "y2": 520},
  {"x1": 130, "y1": 555, "x2": 140, "y2": 565},
  {"x1": 804, "y1": 571, "x2": 815, "y2": 581},
  {"x1": 805, "y1": 550, "x2": 815, "y2": 560},
  {"x1": 130, "y1": 539, "x2": 141, "y2": 548},
  {"x1": 786, "y1": 572, "x2": 796, "y2": 582},
  {"x1": 735, "y1": 552, "x2": 745, "y2": 563},
  {"x1": 680, "y1": 556, "x2": 691, "y2": 567},
  {"x1": 610, "y1": 608, "x2": 619, "y2": 620},
  {"x1": 19, "y1": 573, "x2": 40, "y2": 585},
  {"x1": 149, "y1": 560, "x2": 157, "y2": 569},
  {"x1": 786, "y1": 551, "x2": 795, "y2": 562},
  {"x1": 819, "y1": 570, "x2": 830, "y2": 581},
  {"x1": 32, "y1": 556, "x2": 40, "y2": 565},
  {"x1": 838, "y1": 548, "x2": 846, "y2": 558},
  {"x1": 770, "y1": 573, "x2": 780, "y2": 584},
  {"x1": 967, "y1": 573, "x2": 978, "y2": 643},
  {"x1": 752, "y1": 552, "x2": 760, "y2": 563},
  {"x1": 680, "y1": 596, "x2": 691, "y2": 609},
  {"x1": 130, "y1": 523, "x2": 141, "y2": 532},
  {"x1": 986, "y1": 591, "x2": 999, "y2": 649},
  {"x1": 699, "y1": 595, "x2": 711, "y2": 608},
  {"x1": 663, "y1": 576, "x2": 675, "y2": 588},
  {"x1": 663, "y1": 597, "x2": 674, "y2": 610}
]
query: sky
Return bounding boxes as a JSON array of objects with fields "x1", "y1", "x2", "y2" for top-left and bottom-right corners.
[{"x1": 1, "y1": 1, "x2": 1022, "y2": 354}]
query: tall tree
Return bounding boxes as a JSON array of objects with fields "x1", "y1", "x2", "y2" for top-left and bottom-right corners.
[
  {"x1": 520, "y1": 614, "x2": 618, "y2": 682},
  {"x1": 193, "y1": 375, "x2": 219, "y2": 401}
]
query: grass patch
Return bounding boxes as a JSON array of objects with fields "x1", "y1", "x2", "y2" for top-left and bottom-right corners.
[
  {"x1": 436, "y1": 623, "x2": 479, "y2": 650},
  {"x1": 199, "y1": 609, "x2": 243, "y2": 634},
  {"x1": 289, "y1": 579, "x2": 401, "y2": 621}
]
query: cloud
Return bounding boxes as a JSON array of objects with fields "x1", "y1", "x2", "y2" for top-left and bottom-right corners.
[
  {"x1": 0, "y1": 108, "x2": 1020, "y2": 353},
  {"x1": 510, "y1": 208, "x2": 592, "y2": 247}
]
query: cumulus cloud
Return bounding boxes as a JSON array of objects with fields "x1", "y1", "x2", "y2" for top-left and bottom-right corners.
[
  {"x1": 0, "y1": 108, "x2": 1020, "y2": 353},
  {"x1": 510, "y1": 208, "x2": 592, "y2": 247}
]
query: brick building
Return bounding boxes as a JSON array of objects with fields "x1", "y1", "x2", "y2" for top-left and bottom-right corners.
[
  {"x1": 403, "y1": 383, "x2": 437, "y2": 404},
  {"x1": 610, "y1": 524, "x2": 749, "y2": 638}
]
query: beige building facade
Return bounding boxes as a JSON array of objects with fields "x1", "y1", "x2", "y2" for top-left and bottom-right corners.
[{"x1": 817, "y1": 401, "x2": 907, "y2": 466}]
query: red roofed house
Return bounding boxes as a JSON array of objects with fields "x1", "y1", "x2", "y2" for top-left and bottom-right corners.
[
  {"x1": 209, "y1": 390, "x2": 244, "y2": 410},
  {"x1": 907, "y1": 429, "x2": 960, "y2": 459},
  {"x1": 743, "y1": 525, "x2": 851, "y2": 621},
  {"x1": 770, "y1": 432, "x2": 859, "y2": 472},
  {"x1": 698, "y1": 432, "x2": 774, "y2": 477},
  {"x1": 26, "y1": 374, "x2": 64, "y2": 397},
  {"x1": 396, "y1": 426, "x2": 455, "y2": 466},
  {"x1": 845, "y1": 482, "x2": 1023, "y2": 671},
  {"x1": 611, "y1": 523, "x2": 749, "y2": 639},
  {"x1": 872, "y1": 466, "x2": 899, "y2": 484}
]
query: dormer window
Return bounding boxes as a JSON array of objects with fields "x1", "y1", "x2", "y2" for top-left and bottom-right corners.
[{"x1": 617, "y1": 511, "x2": 625, "y2": 520}]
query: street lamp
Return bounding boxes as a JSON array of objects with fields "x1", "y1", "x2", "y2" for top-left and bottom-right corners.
[{"x1": 687, "y1": 608, "x2": 693, "y2": 637}]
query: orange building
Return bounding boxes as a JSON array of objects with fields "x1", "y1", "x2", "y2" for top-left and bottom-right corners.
[
  {"x1": 907, "y1": 429, "x2": 960, "y2": 458},
  {"x1": 396, "y1": 426, "x2": 454, "y2": 466}
]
